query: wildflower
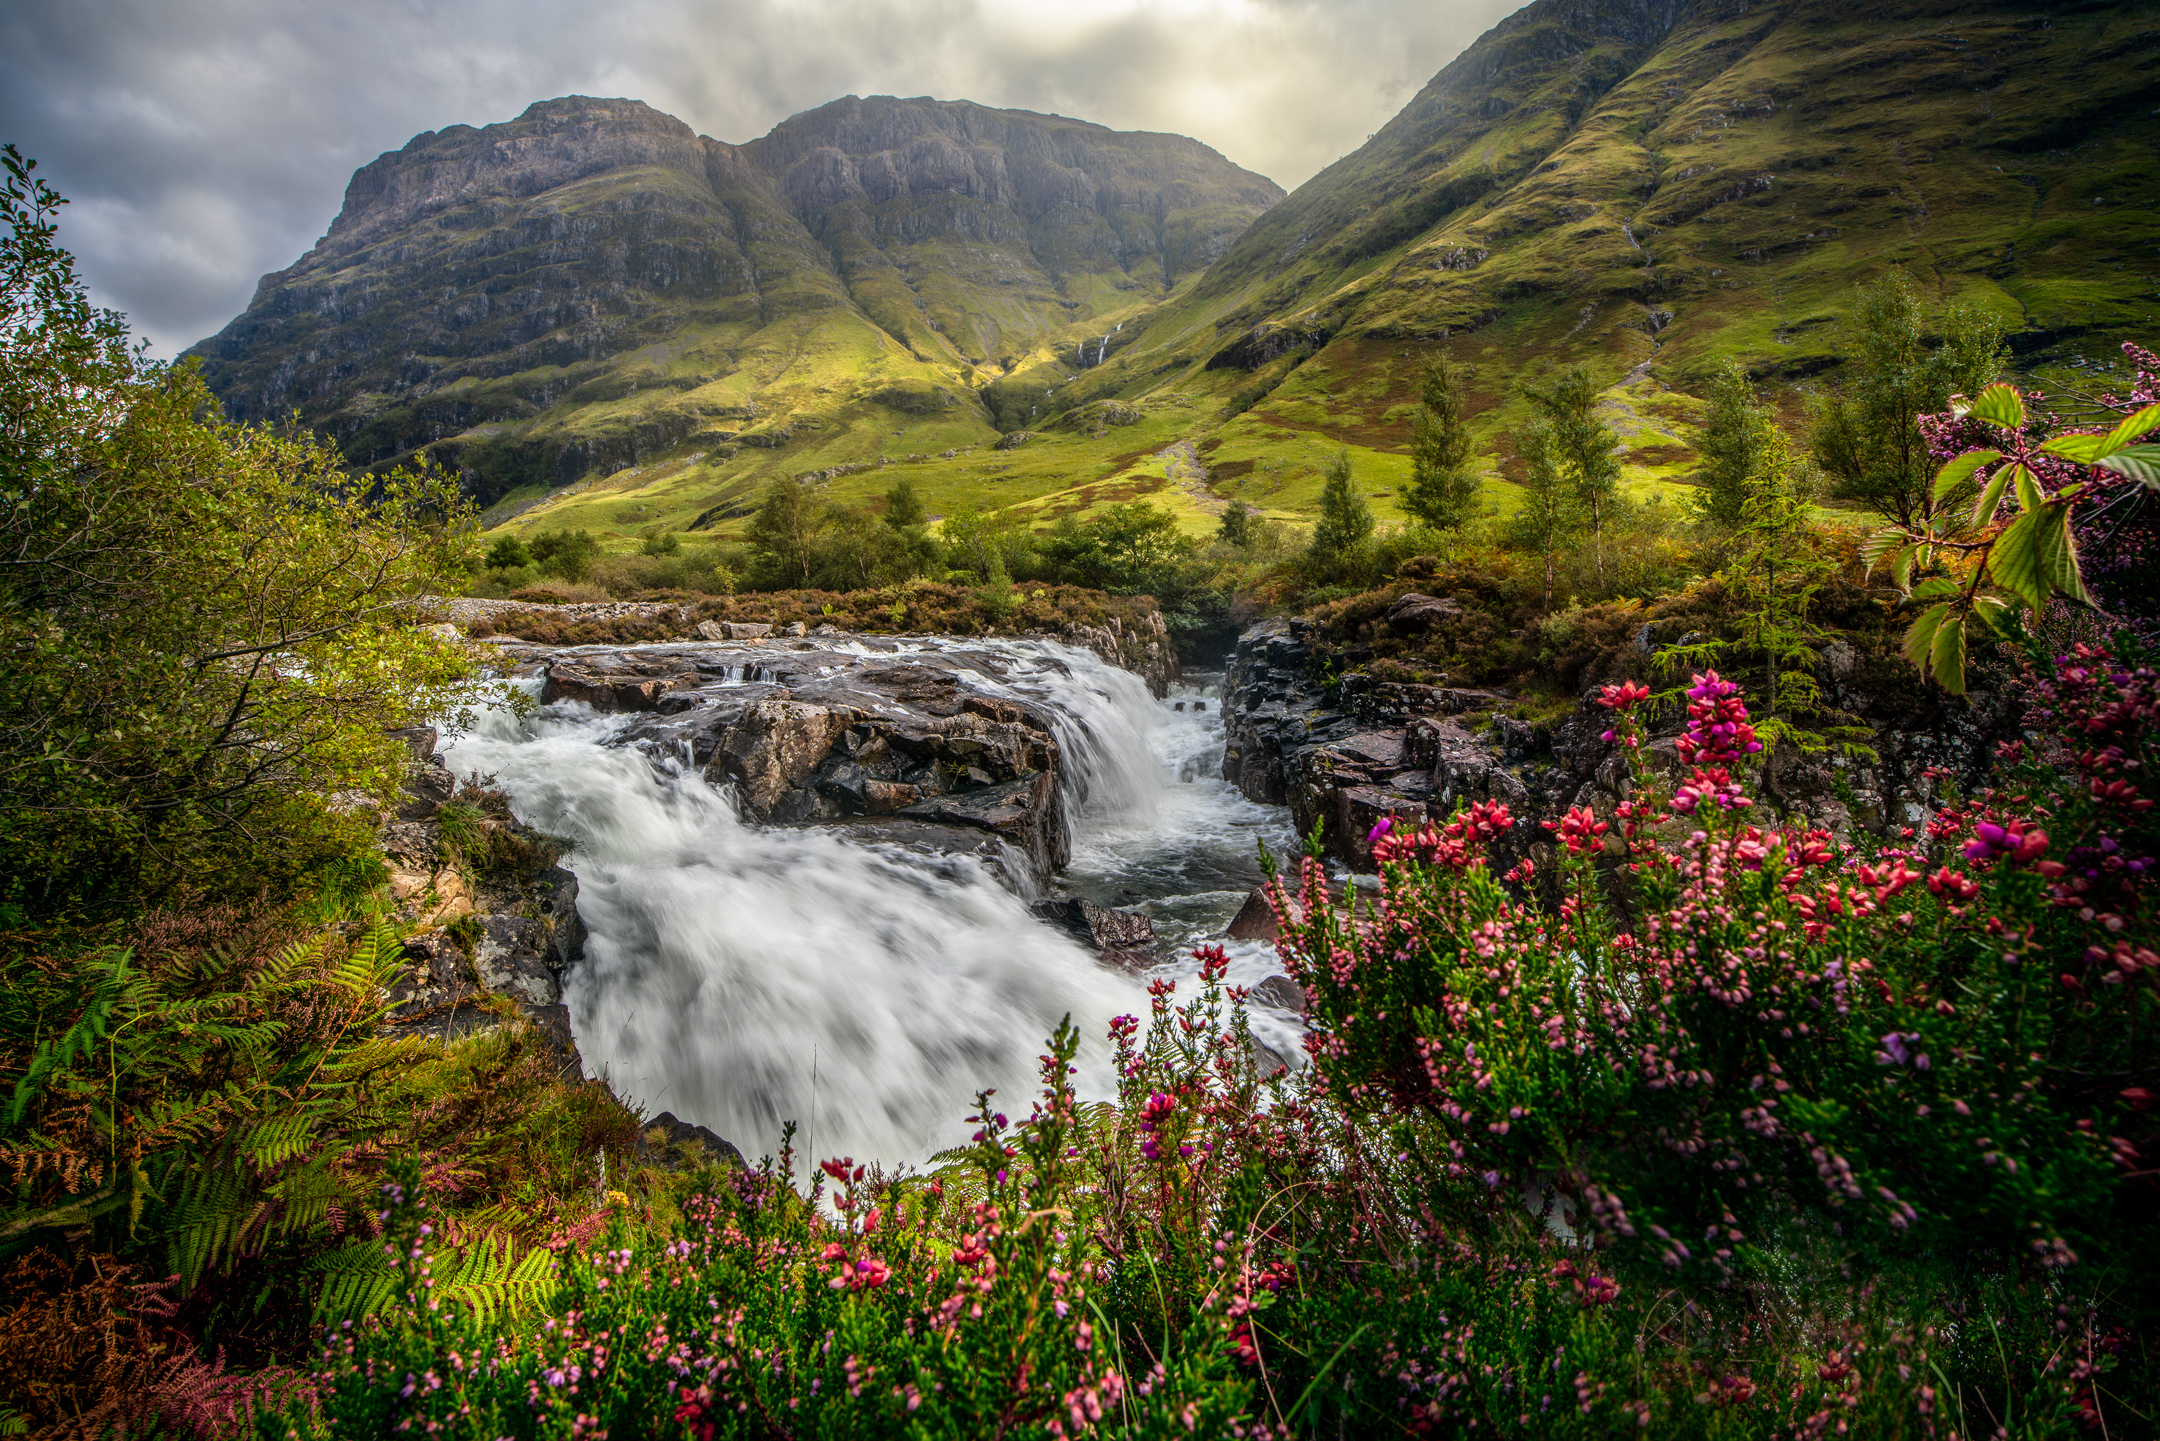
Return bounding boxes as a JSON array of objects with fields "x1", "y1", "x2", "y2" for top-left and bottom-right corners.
[
  {"x1": 1597, "y1": 679, "x2": 1651, "y2": 710},
  {"x1": 1545, "y1": 805, "x2": 1609, "y2": 856}
]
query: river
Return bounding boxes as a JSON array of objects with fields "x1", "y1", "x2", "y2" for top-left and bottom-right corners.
[{"x1": 440, "y1": 640, "x2": 1298, "y2": 1169}]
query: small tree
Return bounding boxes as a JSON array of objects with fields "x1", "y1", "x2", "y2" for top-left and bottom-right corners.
[
  {"x1": 1403, "y1": 356, "x2": 1480, "y2": 530},
  {"x1": 1518, "y1": 365, "x2": 1621, "y2": 582},
  {"x1": 1691, "y1": 357, "x2": 1775, "y2": 527},
  {"x1": 745, "y1": 477, "x2": 823, "y2": 588},
  {"x1": 485, "y1": 535, "x2": 532, "y2": 570},
  {"x1": 1308, "y1": 449, "x2": 1374, "y2": 563},
  {"x1": 1503, "y1": 419, "x2": 1583, "y2": 609},
  {"x1": 1665, "y1": 431, "x2": 1870, "y2": 761},
  {"x1": 1217, "y1": 499, "x2": 1256, "y2": 549},
  {"x1": 940, "y1": 503, "x2": 1032, "y2": 583},
  {"x1": 879, "y1": 478, "x2": 939, "y2": 579},
  {"x1": 0, "y1": 147, "x2": 484, "y2": 908},
  {"x1": 882, "y1": 477, "x2": 926, "y2": 530},
  {"x1": 529, "y1": 529, "x2": 601, "y2": 582},
  {"x1": 1810, "y1": 269, "x2": 2008, "y2": 528}
]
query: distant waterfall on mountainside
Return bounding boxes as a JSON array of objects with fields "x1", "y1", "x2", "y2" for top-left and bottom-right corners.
[{"x1": 442, "y1": 641, "x2": 1294, "y2": 1168}]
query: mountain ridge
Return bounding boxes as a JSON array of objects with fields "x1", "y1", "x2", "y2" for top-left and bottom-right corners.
[{"x1": 189, "y1": 0, "x2": 2160, "y2": 546}]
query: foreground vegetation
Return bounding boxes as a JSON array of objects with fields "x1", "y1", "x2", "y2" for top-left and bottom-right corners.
[{"x1": 4, "y1": 134, "x2": 2160, "y2": 1438}]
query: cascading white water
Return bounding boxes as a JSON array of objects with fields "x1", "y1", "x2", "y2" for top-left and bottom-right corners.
[{"x1": 438, "y1": 639, "x2": 1259, "y2": 1170}]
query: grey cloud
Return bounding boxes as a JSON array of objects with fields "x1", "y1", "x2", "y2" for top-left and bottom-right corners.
[{"x1": 0, "y1": 0, "x2": 1521, "y2": 355}]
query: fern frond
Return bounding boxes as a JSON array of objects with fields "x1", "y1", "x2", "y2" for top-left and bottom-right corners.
[
  {"x1": 312, "y1": 1240, "x2": 401, "y2": 1325},
  {"x1": 438, "y1": 1233, "x2": 558, "y2": 1324},
  {"x1": 239, "y1": 1113, "x2": 316, "y2": 1172}
]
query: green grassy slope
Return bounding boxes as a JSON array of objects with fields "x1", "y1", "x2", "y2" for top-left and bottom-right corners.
[{"x1": 193, "y1": 1, "x2": 2160, "y2": 553}]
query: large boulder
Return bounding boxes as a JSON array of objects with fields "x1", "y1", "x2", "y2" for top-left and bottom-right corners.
[{"x1": 1030, "y1": 896, "x2": 1158, "y2": 971}]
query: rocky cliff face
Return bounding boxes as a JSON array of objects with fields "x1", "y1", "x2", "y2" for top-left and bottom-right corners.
[
  {"x1": 1221, "y1": 616, "x2": 2019, "y2": 873},
  {"x1": 748, "y1": 97, "x2": 1284, "y2": 367},
  {"x1": 188, "y1": 95, "x2": 1280, "y2": 505}
]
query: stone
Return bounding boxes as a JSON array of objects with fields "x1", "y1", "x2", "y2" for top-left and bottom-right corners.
[
  {"x1": 783, "y1": 621, "x2": 809, "y2": 637},
  {"x1": 1227, "y1": 886, "x2": 1285, "y2": 940},
  {"x1": 387, "y1": 725, "x2": 438, "y2": 762},
  {"x1": 643, "y1": 1111, "x2": 746, "y2": 1170},
  {"x1": 901, "y1": 772, "x2": 1067, "y2": 876},
  {"x1": 714, "y1": 700, "x2": 854, "y2": 815},
  {"x1": 1385, "y1": 592, "x2": 1464, "y2": 629},
  {"x1": 1248, "y1": 975, "x2": 1307, "y2": 1015},
  {"x1": 721, "y1": 621, "x2": 773, "y2": 640},
  {"x1": 695, "y1": 619, "x2": 728, "y2": 641},
  {"x1": 395, "y1": 759, "x2": 456, "y2": 820},
  {"x1": 543, "y1": 661, "x2": 697, "y2": 712},
  {"x1": 1030, "y1": 896, "x2": 1158, "y2": 970}
]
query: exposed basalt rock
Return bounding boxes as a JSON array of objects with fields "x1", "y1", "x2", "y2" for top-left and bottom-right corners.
[
  {"x1": 1220, "y1": 618, "x2": 2022, "y2": 872},
  {"x1": 1029, "y1": 896, "x2": 1159, "y2": 971},
  {"x1": 499, "y1": 635, "x2": 1103, "y2": 881},
  {"x1": 378, "y1": 760, "x2": 593, "y2": 1080},
  {"x1": 640, "y1": 1112, "x2": 747, "y2": 1171},
  {"x1": 1247, "y1": 975, "x2": 1308, "y2": 1016}
]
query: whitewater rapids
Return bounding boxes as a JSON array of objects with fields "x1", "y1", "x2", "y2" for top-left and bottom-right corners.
[{"x1": 441, "y1": 639, "x2": 1295, "y2": 1168}]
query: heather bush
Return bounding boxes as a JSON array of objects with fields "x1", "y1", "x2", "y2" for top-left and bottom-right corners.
[{"x1": 230, "y1": 642, "x2": 2156, "y2": 1439}]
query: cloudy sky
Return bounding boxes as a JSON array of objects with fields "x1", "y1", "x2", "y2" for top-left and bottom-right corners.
[{"x1": 0, "y1": 0, "x2": 1522, "y2": 356}]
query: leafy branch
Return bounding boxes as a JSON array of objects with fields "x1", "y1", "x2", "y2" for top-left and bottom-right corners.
[{"x1": 1866, "y1": 383, "x2": 2160, "y2": 693}]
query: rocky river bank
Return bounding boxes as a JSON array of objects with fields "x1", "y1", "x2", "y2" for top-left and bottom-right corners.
[{"x1": 1219, "y1": 608, "x2": 2023, "y2": 872}]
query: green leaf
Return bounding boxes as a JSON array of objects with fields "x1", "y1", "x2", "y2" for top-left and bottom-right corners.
[
  {"x1": 1912, "y1": 576, "x2": 1963, "y2": 601},
  {"x1": 2011, "y1": 465, "x2": 2043, "y2": 514},
  {"x1": 1931, "y1": 449, "x2": 1999, "y2": 504},
  {"x1": 1858, "y1": 526, "x2": 1905, "y2": 576},
  {"x1": 1964, "y1": 383, "x2": 2027, "y2": 430},
  {"x1": 2041, "y1": 433, "x2": 2112, "y2": 464},
  {"x1": 2103, "y1": 401, "x2": 2160, "y2": 451},
  {"x1": 1970, "y1": 466, "x2": 2014, "y2": 529},
  {"x1": 2098, "y1": 445, "x2": 2160, "y2": 487},
  {"x1": 2030, "y1": 498, "x2": 2093, "y2": 608},
  {"x1": 1929, "y1": 615, "x2": 1967, "y2": 696},
  {"x1": 1902, "y1": 602, "x2": 1949, "y2": 670},
  {"x1": 1987, "y1": 508, "x2": 2047, "y2": 613},
  {"x1": 1989, "y1": 501, "x2": 2091, "y2": 613},
  {"x1": 1891, "y1": 543, "x2": 1917, "y2": 595},
  {"x1": 1972, "y1": 595, "x2": 2013, "y2": 634}
]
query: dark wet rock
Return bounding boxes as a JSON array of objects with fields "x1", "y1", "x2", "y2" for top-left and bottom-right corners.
[
  {"x1": 543, "y1": 656, "x2": 699, "y2": 712},
  {"x1": 1248, "y1": 975, "x2": 1307, "y2": 1015},
  {"x1": 1220, "y1": 617, "x2": 2025, "y2": 871},
  {"x1": 387, "y1": 725, "x2": 438, "y2": 762},
  {"x1": 903, "y1": 773, "x2": 1066, "y2": 876},
  {"x1": 540, "y1": 640, "x2": 1082, "y2": 882},
  {"x1": 1226, "y1": 886, "x2": 1283, "y2": 941},
  {"x1": 1030, "y1": 896, "x2": 1158, "y2": 971},
  {"x1": 641, "y1": 1111, "x2": 747, "y2": 1170}
]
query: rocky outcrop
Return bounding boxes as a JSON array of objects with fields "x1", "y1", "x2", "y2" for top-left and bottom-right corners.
[
  {"x1": 375, "y1": 736, "x2": 589, "y2": 1075},
  {"x1": 1220, "y1": 618, "x2": 2021, "y2": 872},
  {"x1": 502, "y1": 634, "x2": 1097, "y2": 880},
  {"x1": 1029, "y1": 896, "x2": 1159, "y2": 972}
]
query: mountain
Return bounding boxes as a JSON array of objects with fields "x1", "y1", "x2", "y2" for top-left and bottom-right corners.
[
  {"x1": 1079, "y1": 0, "x2": 2160, "y2": 446},
  {"x1": 190, "y1": 0, "x2": 2159, "y2": 545},
  {"x1": 188, "y1": 95, "x2": 1282, "y2": 512}
]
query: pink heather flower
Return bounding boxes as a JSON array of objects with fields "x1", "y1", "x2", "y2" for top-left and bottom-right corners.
[
  {"x1": 1596, "y1": 680, "x2": 1651, "y2": 710},
  {"x1": 1676, "y1": 671, "x2": 1761, "y2": 769},
  {"x1": 1368, "y1": 816, "x2": 1394, "y2": 845}
]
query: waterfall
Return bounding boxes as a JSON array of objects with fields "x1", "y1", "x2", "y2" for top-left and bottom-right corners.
[{"x1": 439, "y1": 640, "x2": 1183, "y2": 1168}]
